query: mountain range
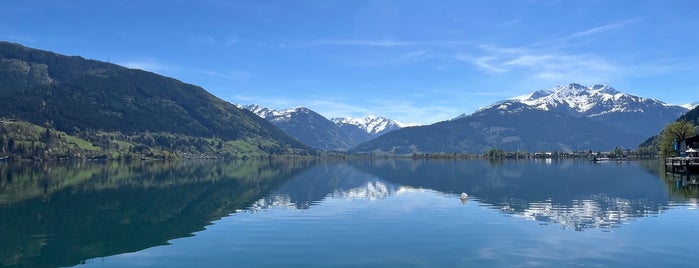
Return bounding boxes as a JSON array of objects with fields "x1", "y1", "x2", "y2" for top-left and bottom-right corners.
[
  {"x1": 350, "y1": 84, "x2": 688, "y2": 154},
  {"x1": 331, "y1": 116, "x2": 405, "y2": 137},
  {"x1": 1, "y1": 41, "x2": 691, "y2": 156},
  {"x1": 241, "y1": 105, "x2": 356, "y2": 151},
  {"x1": 0, "y1": 41, "x2": 310, "y2": 157},
  {"x1": 241, "y1": 104, "x2": 404, "y2": 151}
]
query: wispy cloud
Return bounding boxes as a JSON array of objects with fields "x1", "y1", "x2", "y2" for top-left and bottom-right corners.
[
  {"x1": 455, "y1": 19, "x2": 646, "y2": 84},
  {"x1": 456, "y1": 55, "x2": 508, "y2": 73},
  {"x1": 302, "y1": 39, "x2": 471, "y2": 48},
  {"x1": 461, "y1": 47, "x2": 621, "y2": 85},
  {"x1": 525, "y1": 19, "x2": 638, "y2": 48},
  {"x1": 200, "y1": 69, "x2": 251, "y2": 81},
  {"x1": 504, "y1": 53, "x2": 615, "y2": 71},
  {"x1": 335, "y1": 51, "x2": 432, "y2": 67},
  {"x1": 310, "y1": 39, "x2": 416, "y2": 47}
]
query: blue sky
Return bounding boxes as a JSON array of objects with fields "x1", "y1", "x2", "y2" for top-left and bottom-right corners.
[{"x1": 2, "y1": 0, "x2": 698, "y2": 124}]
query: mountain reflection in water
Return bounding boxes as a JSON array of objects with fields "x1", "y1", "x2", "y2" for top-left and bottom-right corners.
[
  {"x1": 244, "y1": 159, "x2": 692, "y2": 231},
  {"x1": 0, "y1": 159, "x2": 313, "y2": 268},
  {"x1": 1, "y1": 158, "x2": 695, "y2": 267},
  {"x1": 350, "y1": 159, "x2": 680, "y2": 230}
]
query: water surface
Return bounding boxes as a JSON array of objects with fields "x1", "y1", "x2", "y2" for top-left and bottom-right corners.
[{"x1": 1, "y1": 159, "x2": 698, "y2": 267}]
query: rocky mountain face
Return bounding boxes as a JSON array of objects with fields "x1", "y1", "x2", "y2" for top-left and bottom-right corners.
[
  {"x1": 331, "y1": 116, "x2": 404, "y2": 137},
  {"x1": 500, "y1": 84, "x2": 688, "y2": 137},
  {"x1": 242, "y1": 105, "x2": 406, "y2": 150},
  {"x1": 350, "y1": 84, "x2": 687, "y2": 154},
  {"x1": 242, "y1": 105, "x2": 359, "y2": 151}
]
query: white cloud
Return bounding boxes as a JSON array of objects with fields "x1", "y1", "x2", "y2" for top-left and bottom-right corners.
[{"x1": 455, "y1": 19, "x2": 639, "y2": 82}]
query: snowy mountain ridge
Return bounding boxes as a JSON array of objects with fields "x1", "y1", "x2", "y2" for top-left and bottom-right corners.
[
  {"x1": 478, "y1": 83, "x2": 686, "y2": 117},
  {"x1": 681, "y1": 102, "x2": 699, "y2": 110},
  {"x1": 241, "y1": 104, "x2": 312, "y2": 123},
  {"x1": 331, "y1": 115, "x2": 406, "y2": 136},
  {"x1": 238, "y1": 104, "x2": 406, "y2": 150}
]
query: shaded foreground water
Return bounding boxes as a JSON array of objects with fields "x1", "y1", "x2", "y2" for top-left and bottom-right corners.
[{"x1": 2, "y1": 159, "x2": 699, "y2": 267}]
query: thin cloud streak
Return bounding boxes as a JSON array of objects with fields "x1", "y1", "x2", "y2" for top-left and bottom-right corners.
[
  {"x1": 311, "y1": 39, "x2": 416, "y2": 47},
  {"x1": 456, "y1": 55, "x2": 508, "y2": 73},
  {"x1": 454, "y1": 19, "x2": 647, "y2": 86},
  {"x1": 524, "y1": 19, "x2": 638, "y2": 48},
  {"x1": 302, "y1": 39, "x2": 472, "y2": 48},
  {"x1": 336, "y1": 51, "x2": 432, "y2": 67},
  {"x1": 200, "y1": 69, "x2": 252, "y2": 81}
]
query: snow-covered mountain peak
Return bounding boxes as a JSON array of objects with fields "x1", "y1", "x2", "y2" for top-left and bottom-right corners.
[
  {"x1": 241, "y1": 104, "x2": 271, "y2": 118},
  {"x1": 590, "y1": 84, "x2": 619, "y2": 94},
  {"x1": 241, "y1": 104, "x2": 313, "y2": 123},
  {"x1": 681, "y1": 101, "x2": 699, "y2": 110},
  {"x1": 511, "y1": 83, "x2": 640, "y2": 114},
  {"x1": 477, "y1": 83, "x2": 688, "y2": 118},
  {"x1": 331, "y1": 115, "x2": 404, "y2": 136}
]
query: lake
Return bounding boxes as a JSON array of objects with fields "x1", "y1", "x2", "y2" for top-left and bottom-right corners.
[{"x1": 2, "y1": 158, "x2": 699, "y2": 267}]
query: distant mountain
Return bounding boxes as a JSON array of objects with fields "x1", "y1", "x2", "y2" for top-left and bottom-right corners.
[
  {"x1": 0, "y1": 41, "x2": 309, "y2": 156},
  {"x1": 679, "y1": 105, "x2": 699, "y2": 125},
  {"x1": 637, "y1": 103, "x2": 699, "y2": 153},
  {"x1": 331, "y1": 121, "x2": 374, "y2": 146},
  {"x1": 242, "y1": 105, "x2": 359, "y2": 151},
  {"x1": 503, "y1": 84, "x2": 688, "y2": 137},
  {"x1": 331, "y1": 116, "x2": 404, "y2": 138},
  {"x1": 350, "y1": 84, "x2": 687, "y2": 154},
  {"x1": 682, "y1": 102, "x2": 699, "y2": 110}
]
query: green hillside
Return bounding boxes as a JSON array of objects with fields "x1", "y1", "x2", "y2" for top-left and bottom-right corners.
[
  {"x1": 679, "y1": 105, "x2": 699, "y2": 125},
  {"x1": 0, "y1": 41, "x2": 311, "y2": 159},
  {"x1": 637, "y1": 105, "x2": 699, "y2": 155}
]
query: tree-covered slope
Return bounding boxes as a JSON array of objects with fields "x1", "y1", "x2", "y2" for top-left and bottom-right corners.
[
  {"x1": 637, "y1": 104, "x2": 699, "y2": 155},
  {"x1": 679, "y1": 105, "x2": 699, "y2": 125},
  {"x1": 350, "y1": 103, "x2": 639, "y2": 154},
  {"x1": 0, "y1": 41, "x2": 308, "y2": 155}
]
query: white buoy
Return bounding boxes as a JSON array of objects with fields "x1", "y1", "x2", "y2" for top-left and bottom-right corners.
[{"x1": 460, "y1": 192, "x2": 468, "y2": 200}]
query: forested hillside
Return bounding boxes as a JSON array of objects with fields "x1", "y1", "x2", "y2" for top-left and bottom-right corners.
[{"x1": 0, "y1": 41, "x2": 311, "y2": 159}]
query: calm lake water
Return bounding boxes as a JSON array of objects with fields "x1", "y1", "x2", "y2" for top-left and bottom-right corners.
[{"x1": 2, "y1": 158, "x2": 699, "y2": 267}]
